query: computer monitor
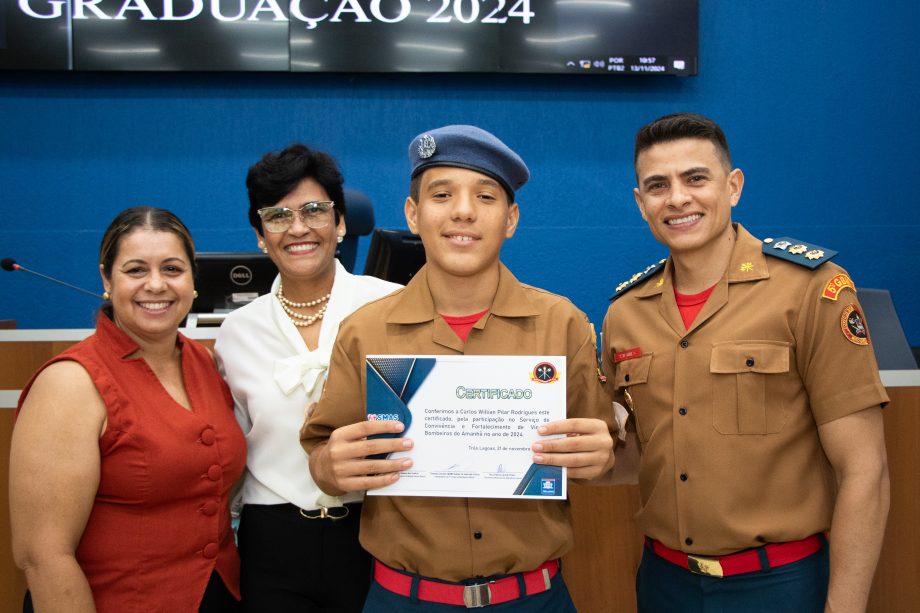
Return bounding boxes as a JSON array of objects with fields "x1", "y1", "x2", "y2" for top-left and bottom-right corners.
[
  {"x1": 363, "y1": 229, "x2": 426, "y2": 286},
  {"x1": 190, "y1": 252, "x2": 277, "y2": 316}
]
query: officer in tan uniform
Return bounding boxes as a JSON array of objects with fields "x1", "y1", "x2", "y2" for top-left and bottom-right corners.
[
  {"x1": 302, "y1": 125, "x2": 615, "y2": 611},
  {"x1": 602, "y1": 113, "x2": 889, "y2": 613}
]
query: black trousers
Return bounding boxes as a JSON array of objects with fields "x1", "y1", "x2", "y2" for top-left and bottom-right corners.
[{"x1": 238, "y1": 502, "x2": 372, "y2": 613}]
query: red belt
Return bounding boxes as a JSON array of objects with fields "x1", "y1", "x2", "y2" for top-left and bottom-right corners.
[
  {"x1": 373, "y1": 559, "x2": 558, "y2": 608},
  {"x1": 648, "y1": 534, "x2": 824, "y2": 578}
]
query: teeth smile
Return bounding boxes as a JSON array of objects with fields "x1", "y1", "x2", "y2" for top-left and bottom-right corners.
[
  {"x1": 449, "y1": 235, "x2": 475, "y2": 242},
  {"x1": 139, "y1": 302, "x2": 170, "y2": 310},
  {"x1": 286, "y1": 243, "x2": 318, "y2": 253},
  {"x1": 666, "y1": 213, "x2": 702, "y2": 226}
]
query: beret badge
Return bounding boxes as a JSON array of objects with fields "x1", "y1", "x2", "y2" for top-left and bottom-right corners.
[{"x1": 417, "y1": 134, "x2": 436, "y2": 159}]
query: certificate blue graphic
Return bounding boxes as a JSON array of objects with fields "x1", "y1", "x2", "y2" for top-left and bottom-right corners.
[{"x1": 365, "y1": 355, "x2": 567, "y2": 499}]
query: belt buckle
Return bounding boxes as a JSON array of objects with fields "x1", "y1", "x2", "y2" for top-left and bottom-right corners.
[
  {"x1": 687, "y1": 554, "x2": 724, "y2": 577},
  {"x1": 463, "y1": 582, "x2": 492, "y2": 608},
  {"x1": 299, "y1": 505, "x2": 349, "y2": 521}
]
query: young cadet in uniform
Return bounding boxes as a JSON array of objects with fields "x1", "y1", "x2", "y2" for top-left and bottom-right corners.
[
  {"x1": 602, "y1": 112, "x2": 890, "y2": 612},
  {"x1": 302, "y1": 124, "x2": 615, "y2": 611}
]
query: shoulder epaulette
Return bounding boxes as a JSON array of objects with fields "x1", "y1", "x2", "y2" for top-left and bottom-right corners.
[
  {"x1": 609, "y1": 258, "x2": 667, "y2": 301},
  {"x1": 762, "y1": 237, "x2": 838, "y2": 270}
]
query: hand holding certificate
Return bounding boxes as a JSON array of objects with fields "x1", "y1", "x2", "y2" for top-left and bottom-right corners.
[{"x1": 365, "y1": 355, "x2": 568, "y2": 499}]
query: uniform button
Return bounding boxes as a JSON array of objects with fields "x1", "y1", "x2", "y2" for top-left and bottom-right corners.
[
  {"x1": 685, "y1": 537, "x2": 693, "y2": 546},
  {"x1": 473, "y1": 531, "x2": 483, "y2": 540},
  {"x1": 207, "y1": 465, "x2": 222, "y2": 481},
  {"x1": 201, "y1": 501, "x2": 218, "y2": 516},
  {"x1": 203, "y1": 543, "x2": 219, "y2": 559},
  {"x1": 746, "y1": 357, "x2": 755, "y2": 367},
  {"x1": 624, "y1": 374, "x2": 630, "y2": 382},
  {"x1": 200, "y1": 428, "x2": 216, "y2": 445},
  {"x1": 680, "y1": 473, "x2": 688, "y2": 481},
  {"x1": 678, "y1": 407, "x2": 687, "y2": 416},
  {"x1": 679, "y1": 340, "x2": 689, "y2": 349}
]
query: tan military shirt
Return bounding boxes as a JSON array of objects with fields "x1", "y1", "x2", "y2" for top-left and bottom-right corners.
[
  {"x1": 602, "y1": 224, "x2": 888, "y2": 556},
  {"x1": 303, "y1": 263, "x2": 613, "y2": 581}
]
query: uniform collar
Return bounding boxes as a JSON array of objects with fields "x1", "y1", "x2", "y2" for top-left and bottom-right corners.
[
  {"x1": 629, "y1": 224, "x2": 770, "y2": 337},
  {"x1": 385, "y1": 262, "x2": 541, "y2": 325},
  {"x1": 633, "y1": 223, "x2": 769, "y2": 301},
  {"x1": 724, "y1": 224, "x2": 770, "y2": 284}
]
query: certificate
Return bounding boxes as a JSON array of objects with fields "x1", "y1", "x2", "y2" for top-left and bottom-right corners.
[{"x1": 365, "y1": 355, "x2": 567, "y2": 499}]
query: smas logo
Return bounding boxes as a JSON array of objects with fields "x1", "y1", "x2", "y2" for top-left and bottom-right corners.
[{"x1": 368, "y1": 413, "x2": 400, "y2": 421}]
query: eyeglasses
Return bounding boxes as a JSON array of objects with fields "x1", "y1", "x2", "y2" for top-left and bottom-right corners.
[{"x1": 257, "y1": 201, "x2": 335, "y2": 233}]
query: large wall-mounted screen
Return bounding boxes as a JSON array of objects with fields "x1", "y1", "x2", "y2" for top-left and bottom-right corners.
[{"x1": 1, "y1": 0, "x2": 698, "y2": 74}]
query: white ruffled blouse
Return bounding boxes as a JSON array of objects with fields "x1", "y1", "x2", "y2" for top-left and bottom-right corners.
[{"x1": 215, "y1": 260, "x2": 401, "y2": 510}]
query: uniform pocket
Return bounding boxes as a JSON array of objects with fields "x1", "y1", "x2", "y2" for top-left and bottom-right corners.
[
  {"x1": 615, "y1": 354, "x2": 653, "y2": 442},
  {"x1": 710, "y1": 341, "x2": 790, "y2": 435}
]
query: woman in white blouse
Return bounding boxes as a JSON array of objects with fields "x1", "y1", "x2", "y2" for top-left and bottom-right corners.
[{"x1": 215, "y1": 144, "x2": 400, "y2": 612}]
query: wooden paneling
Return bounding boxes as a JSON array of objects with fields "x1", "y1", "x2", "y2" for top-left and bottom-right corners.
[
  {"x1": 562, "y1": 484, "x2": 642, "y2": 612},
  {"x1": 868, "y1": 386, "x2": 919, "y2": 613},
  {"x1": 0, "y1": 342, "x2": 77, "y2": 389},
  {"x1": 1, "y1": 338, "x2": 917, "y2": 612}
]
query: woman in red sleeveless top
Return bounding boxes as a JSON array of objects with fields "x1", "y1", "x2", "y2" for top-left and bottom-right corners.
[{"x1": 9, "y1": 207, "x2": 246, "y2": 612}]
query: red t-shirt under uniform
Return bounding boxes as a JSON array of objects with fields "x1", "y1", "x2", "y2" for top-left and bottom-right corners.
[{"x1": 675, "y1": 285, "x2": 717, "y2": 330}]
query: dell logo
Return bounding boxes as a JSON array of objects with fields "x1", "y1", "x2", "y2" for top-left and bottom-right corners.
[{"x1": 229, "y1": 265, "x2": 253, "y2": 286}]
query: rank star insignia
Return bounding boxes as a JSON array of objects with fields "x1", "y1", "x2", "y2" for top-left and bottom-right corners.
[
  {"x1": 788, "y1": 244, "x2": 808, "y2": 255},
  {"x1": 805, "y1": 249, "x2": 825, "y2": 260},
  {"x1": 773, "y1": 241, "x2": 792, "y2": 250},
  {"x1": 740, "y1": 262, "x2": 754, "y2": 272}
]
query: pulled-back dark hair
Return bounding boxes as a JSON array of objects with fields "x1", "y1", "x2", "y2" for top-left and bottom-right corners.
[
  {"x1": 98, "y1": 206, "x2": 196, "y2": 318},
  {"x1": 634, "y1": 113, "x2": 733, "y2": 172},
  {"x1": 99, "y1": 206, "x2": 196, "y2": 279},
  {"x1": 246, "y1": 144, "x2": 345, "y2": 232}
]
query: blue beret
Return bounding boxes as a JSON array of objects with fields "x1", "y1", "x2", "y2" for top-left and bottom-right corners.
[{"x1": 408, "y1": 125, "x2": 530, "y2": 198}]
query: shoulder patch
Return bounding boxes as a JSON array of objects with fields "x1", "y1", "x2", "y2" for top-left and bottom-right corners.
[
  {"x1": 610, "y1": 258, "x2": 667, "y2": 301},
  {"x1": 840, "y1": 303, "x2": 870, "y2": 345},
  {"x1": 822, "y1": 273, "x2": 857, "y2": 301},
  {"x1": 762, "y1": 236, "x2": 838, "y2": 269}
]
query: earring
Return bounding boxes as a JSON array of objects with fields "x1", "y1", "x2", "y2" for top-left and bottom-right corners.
[
  {"x1": 258, "y1": 241, "x2": 268, "y2": 254},
  {"x1": 336, "y1": 234, "x2": 344, "y2": 244},
  {"x1": 193, "y1": 290, "x2": 199, "y2": 299},
  {"x1": 102, "y1": 291, "x2": 111, "y2": 301}
]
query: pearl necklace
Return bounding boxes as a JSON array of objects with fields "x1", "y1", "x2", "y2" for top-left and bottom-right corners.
[{"x1": 277, "y1": 281, "x2": 332, "y2": 328}]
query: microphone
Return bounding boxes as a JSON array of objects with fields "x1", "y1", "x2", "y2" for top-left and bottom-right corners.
[{"x1": 2, "y1": 258, "x2": 104, "y2": 299}]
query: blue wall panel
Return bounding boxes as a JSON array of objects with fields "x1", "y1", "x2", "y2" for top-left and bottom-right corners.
[{"x1": 2, "y1": 1, "x2": 919, "y2": 346}]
